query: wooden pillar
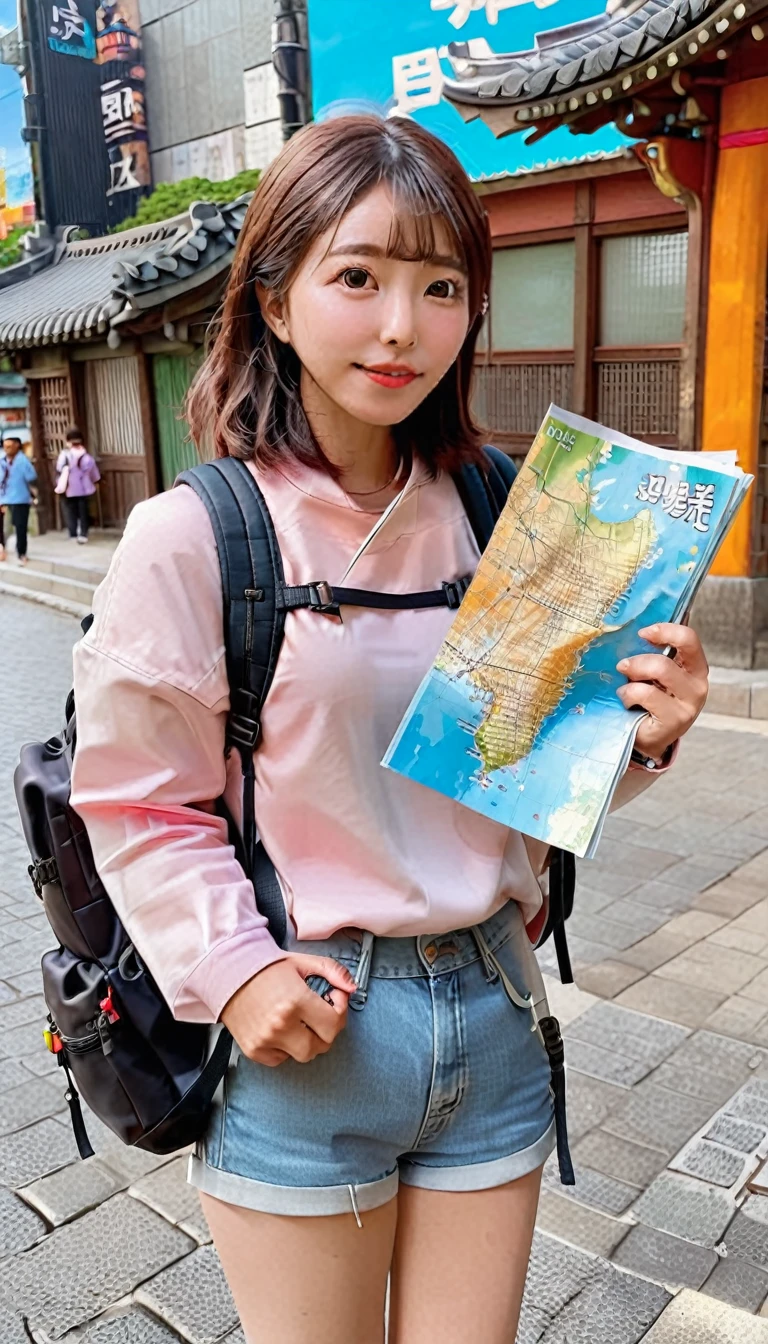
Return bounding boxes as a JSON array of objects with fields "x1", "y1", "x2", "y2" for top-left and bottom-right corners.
[
  {"x1": 701, "y1": 76, "x2": 768, "y2": 577},
  {"x1": 137, "y1": 351, "x2": 160, "y2": 498},
  {"x1": 26, "y1": 379, "x2": 51, "y2": 535},
  {"x1": 571, "y1": 180, "x2": 596, "y2": 419}
]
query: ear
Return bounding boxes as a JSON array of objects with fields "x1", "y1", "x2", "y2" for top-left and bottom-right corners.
[{"x1": 255, "y1": 282, "x2": 290, "y2": 345}]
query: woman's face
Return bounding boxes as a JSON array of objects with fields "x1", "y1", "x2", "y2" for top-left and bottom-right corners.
[{"x1": 265, "y1": 184, "x2": 471, "y2": 428}]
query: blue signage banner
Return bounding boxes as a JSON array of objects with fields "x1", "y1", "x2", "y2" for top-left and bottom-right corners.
[{"x1": 308, "y1": 0, "x2": 630, "y2": 180}]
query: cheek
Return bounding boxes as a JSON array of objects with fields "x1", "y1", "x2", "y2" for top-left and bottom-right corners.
[
  {"x1": 288, "y1": 284, "x2": 369, "y2": 361},
  {"x1": 419, "y1": 309, "x2": 469, "y2": 379}
]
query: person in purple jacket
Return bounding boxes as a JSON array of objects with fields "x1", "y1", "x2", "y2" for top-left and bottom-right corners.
[{"x1": 55, "y1": 427, "x2": 101, "y2": 544}]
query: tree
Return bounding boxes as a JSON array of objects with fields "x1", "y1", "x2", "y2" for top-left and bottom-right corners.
[
  {"x1": 112, "y1": 170, "x2": 261, "y2": 232},
  {"x1": 0, "y1": 225, "x2": 34, "y2": 269}
]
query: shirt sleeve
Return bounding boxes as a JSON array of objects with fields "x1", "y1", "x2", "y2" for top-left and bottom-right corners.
[
  {"x1": 70, "y1": 490, "x2": 287, "y2": 1024},
  {"x1": 611, "y1": 739, "x2": 678, "y2": 813},
  {"x1": 23, "y1": 456, "x2": 37, "y2": 484}
]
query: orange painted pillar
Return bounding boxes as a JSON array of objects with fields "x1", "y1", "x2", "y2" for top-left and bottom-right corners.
[{"x1": 701, "y1": 76, "x2": 768, "y2": 577}]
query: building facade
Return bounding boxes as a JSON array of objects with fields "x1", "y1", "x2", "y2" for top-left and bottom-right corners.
[
  {"x1": 0, "y1": 196, "x2": 248, "y2": 528},
  {"x1": 440, "y1": 0, "x2": 768, "y2": 667},
  {"x1": 20, "y1": 0, "x2": 152, "y2": 233},
  {"x1": 140, "y1": 0, "x2": 283, "y2": 182}
]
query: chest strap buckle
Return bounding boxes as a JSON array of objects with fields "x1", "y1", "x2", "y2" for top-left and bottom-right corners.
[
  {"x1": 442, "y1": 576, "x2": 471, "y2": 610},
  {"x1": 306, "y1": 581, "x2": 340, "y2": 615}
]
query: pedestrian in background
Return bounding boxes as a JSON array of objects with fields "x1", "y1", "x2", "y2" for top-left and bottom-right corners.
[
  {"x1": 0, "y1": 436, "x2": 37, "y2": 566},
  {"x1": 55, "y1": 427, "x2": 100, "y2": 544}
]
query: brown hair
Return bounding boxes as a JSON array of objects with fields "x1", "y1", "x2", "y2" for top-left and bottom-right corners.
[{"x1": 187, "y1": 115, "x2": 491, "y2": 476}]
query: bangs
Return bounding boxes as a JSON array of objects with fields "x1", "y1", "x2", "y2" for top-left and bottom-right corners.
[{"x1": 382, "y1": 175, "x2": 468, "y2": 272}]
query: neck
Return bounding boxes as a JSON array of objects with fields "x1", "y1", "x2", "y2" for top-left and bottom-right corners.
[{"x1": 300, "y1": 367, "x2": 398, "y2": 493}]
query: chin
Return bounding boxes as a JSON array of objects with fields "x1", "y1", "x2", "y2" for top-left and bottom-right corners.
[{"x1": 344, "y1": 393, "x2": 423, "y2": 427}]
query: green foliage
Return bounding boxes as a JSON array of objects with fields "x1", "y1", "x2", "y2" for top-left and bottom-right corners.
[
  {"x1": 112, "y1": 170, "x2": 261, "y2": 232},
  {"x1": 0, "y1": 225, "x2": 34, "y2": 269}
]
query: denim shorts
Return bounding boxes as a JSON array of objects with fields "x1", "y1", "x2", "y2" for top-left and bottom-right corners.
[{"x1": 188, "y1": 900, "x2": 556, "y2": 1218}]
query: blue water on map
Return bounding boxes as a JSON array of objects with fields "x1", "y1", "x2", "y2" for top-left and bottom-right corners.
[{"x1": 385, "y1": 442, "x2": 738, "y2": 854}]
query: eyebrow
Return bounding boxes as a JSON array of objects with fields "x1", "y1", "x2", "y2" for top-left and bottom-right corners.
[{"x1": 327, "y1": 242, "x2": 467, "y2": 274}]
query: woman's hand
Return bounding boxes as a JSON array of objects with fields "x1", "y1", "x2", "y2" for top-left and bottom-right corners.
[
  {"x1": 616, "y1": 622, "x2": 709, "y2": 762},
  {"x1": 220, "y1": 953, "x2": 356, "y2": 1067}
]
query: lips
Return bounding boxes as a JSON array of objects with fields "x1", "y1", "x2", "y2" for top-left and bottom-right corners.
[{"x1": 357, "y1": 363, "x2": 419, "y2": 389}]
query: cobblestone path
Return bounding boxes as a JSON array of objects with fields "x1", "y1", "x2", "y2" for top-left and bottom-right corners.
[{"x1": 3, "y1": 593, "x2": 768, "y2": 1342}]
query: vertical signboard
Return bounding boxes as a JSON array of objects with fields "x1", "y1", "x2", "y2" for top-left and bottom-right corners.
[
  {"x1": 26, "y1": 0, "x2": 151, "y2": 233},
  {"x1": 96, "y1": 2, "x2": 150, "y2": 200}
]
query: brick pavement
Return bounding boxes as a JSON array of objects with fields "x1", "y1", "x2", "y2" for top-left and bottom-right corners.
[{"x1": 3, "y1": 592, "x2": 768, "y2": 1341}]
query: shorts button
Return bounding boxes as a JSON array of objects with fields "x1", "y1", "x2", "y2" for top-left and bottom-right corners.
[{"x1": 423, "y1": 942, "x2": 438, "y2": 963}]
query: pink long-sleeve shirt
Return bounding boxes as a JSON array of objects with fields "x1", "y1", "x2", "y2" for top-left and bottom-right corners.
[{"x1": 71, "y1": 455, "x2": 657, "y2": 1025}]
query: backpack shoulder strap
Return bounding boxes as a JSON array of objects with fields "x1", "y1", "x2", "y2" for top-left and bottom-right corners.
[
  {"x1": 483, "y1": 444, "x2": 517, "y2": 512},
  {"x1": 175, "y1": 457, "x2": 287, "y2": 945},
  {"x1": 453, "y1": 446, "x2": 517, "y2": 552},
  {"x1": 177, "y1": 457, "x2": 285, "y2": 738}
]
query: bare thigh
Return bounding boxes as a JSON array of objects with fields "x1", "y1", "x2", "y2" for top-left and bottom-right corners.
[
  {"x1": 389, "y1": 1166, "x2": 542, "y2": 1344},
  {"x1": 199, "y1": 1190, "x2": 398, "y2": 1344}
]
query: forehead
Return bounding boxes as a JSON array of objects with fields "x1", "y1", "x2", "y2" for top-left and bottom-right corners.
[{"x1": 317, "y1": 182, "x2": 464, "y2": 268}]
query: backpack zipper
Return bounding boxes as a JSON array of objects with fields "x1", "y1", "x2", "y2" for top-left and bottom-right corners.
[{"x1": 47, "y1": 1021, "x2": 102, "y2": 1056}]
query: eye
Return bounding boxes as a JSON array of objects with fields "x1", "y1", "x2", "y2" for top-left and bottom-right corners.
[
  {"x1": 426, "y1": 278, "x2": 458, "y2": 299},
  {"x1": 341, "y1": 268, "x2": 372, "y2": 290}
]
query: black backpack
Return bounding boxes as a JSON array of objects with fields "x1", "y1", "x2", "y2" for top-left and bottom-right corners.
[{"x1": 14, "y1": 448, "x2": 574, "y2": 1162}]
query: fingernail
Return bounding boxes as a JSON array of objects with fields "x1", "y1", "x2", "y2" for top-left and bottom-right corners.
[
  {"x1": 617, "y1": 660, "x2": 629, "y2": 672},
  {"x1": 640, "y1": 624, "x2": 659, "y2": 636}
]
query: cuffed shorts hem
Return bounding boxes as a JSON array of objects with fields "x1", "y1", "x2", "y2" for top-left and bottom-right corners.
[
  {"x1": 187, "y1": 1154, "x2": 400, "y2": 1217},
  {"x1": 399, "y1": 1117, "x2": 556, "y2": 1192},
  {"x1": 187, "y1": 1116, "x2": 556, "y2": 1217}
]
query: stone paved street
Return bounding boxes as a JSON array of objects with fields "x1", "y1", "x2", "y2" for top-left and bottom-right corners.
[{"x1": 3, "y1": 591, "x2": 768, "y2": 1341}]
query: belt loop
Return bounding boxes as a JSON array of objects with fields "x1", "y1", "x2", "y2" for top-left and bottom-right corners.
[
  {"x1": 471, "y1": 926, "x2": 500, "y2": 983},
  {"x1": 350, "y1": 931, "x2": 374, "y2": 1011},
  {"x1": 474, "y1": 927, "x2": 533, "y2": 1015}
]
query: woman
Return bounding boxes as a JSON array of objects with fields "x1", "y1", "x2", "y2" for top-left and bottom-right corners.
[
  {"x1": 71, "y1": 117, "x2": 708, "y2": 1343},
  {"x1": 0, "y1": 436, "x2": 37, "y2": 565},
  {"x1": 55, "y1": 427, "x2": 100, "y2": 543}
]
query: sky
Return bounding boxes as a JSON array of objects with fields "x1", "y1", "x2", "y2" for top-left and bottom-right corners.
[
  {"x1": 309, "y1": 0, "x2": 630, "y2": 181},
  {"x1": 0, "y1": 0, "x2": 33, "y2": 206}
]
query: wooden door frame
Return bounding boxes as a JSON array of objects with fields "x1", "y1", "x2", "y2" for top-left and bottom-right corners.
[{"x1": 24, "y1": 363, "x2": 76, "y2": 533}]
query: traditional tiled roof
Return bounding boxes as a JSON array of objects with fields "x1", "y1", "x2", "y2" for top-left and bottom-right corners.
[
  {"x1": 0, "y1": 195, "x2": 251, "y2": 351},
  {"x1": 442, "y1": 0, "x2": 764, "y2": 133}
]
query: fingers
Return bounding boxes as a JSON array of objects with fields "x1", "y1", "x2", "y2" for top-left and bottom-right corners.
[
  {"x1": 617, "y1": 653, "x2": 690, "y2": 698},
  {"x1": 294, "y1": 953, "x2": 356, "y2": 998},
  {"x1": 295, "y1": 953, "x2": 355, "y2": 1021},
  {"x1": 617, "y1": 681, "x2": 667, "y2": 718},
  {"x1": 638, "y1": 622, "x2": 709, "y2": 678},
  {"x1": 618, "y1": 680, "x2": 690, "y2": 756},
  {"x1": 252, "y1": 1047, "x2": 290, "y2": 1068},
  {"x1": 298, "y1": 982, "x2": 349, "y2": 1046},
  {"x1": 617, "y1": 624, "x2": 709, "y2": 757},
  {"x1": 222, "y1": 955, "x2": 353, "y2": 1068}
]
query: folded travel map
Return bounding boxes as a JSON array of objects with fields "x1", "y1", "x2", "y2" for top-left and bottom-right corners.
[{"x1": 384, "y1": 407, "x2": 752, "y2": 859}]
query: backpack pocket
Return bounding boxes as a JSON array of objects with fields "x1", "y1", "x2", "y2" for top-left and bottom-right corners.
[{"x1": 42, "y1": 946, "x2": 206, "y2": 1151}]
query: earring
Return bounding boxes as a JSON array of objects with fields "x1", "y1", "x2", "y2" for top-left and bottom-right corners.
[{"x1": 480, "y1": 293, "x2": 489, "y2": 317}]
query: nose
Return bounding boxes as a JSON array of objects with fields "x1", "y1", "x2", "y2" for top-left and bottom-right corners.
[{"x1": 378, "y1": 285, "x2": 418, "y2": 351}]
